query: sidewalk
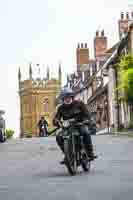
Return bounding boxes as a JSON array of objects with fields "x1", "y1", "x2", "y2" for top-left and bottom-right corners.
[
  {"x1": 96, "y1": 128, "x2": 109, "y2": 135},
  {"x1": 112, "y1": 130, "x2": 133, "y2": 137},
  {"x1": 96, "y1": 128, "x2": 133, "y2": 137}
]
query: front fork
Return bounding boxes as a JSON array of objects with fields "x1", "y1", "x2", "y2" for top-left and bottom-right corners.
[
  {"x1": 73, "y1": 134, "x2": 82, "y2": 165},
  {"x1": 71, "y1": 134, "x2": 77, "y2": 169}
]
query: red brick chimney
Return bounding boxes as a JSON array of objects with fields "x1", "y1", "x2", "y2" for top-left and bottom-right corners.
[
  {"x1": 118, "y1": 12, "x2": 130, "y2": 39},
  {"x1": 94, "y1": 30, "x2": 107, "y2": 61},
  {"x1": 76, "y1": 43, "x2": 89, "y2": 72}
]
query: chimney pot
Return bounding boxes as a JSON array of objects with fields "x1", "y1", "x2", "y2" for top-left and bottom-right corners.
[
  {"x1": 121, "y1": 12, "x2": 124, "y2": 19},
  {"x1": 101, "y1": 30, "x2": 104, "y2": 36},
  {"x1": 126, "y1": 12, "x2": 129, "y2": 19},
  {"x1": 77, "y1": 43, "x2": 80, "y2": 48},
  {"x1": 96, "y1": 30, "x2": 99, "y2": 36},
  {"x1": 81, "y1": 43, "x2": 83, "y2": 48},
  {"x1": 85, "y1": 43, "x2": 87, "y2": 48}
]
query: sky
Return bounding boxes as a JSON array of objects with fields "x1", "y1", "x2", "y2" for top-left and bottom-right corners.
[{"x1": 0, "y1": 0, "x2": 129, "y2": 137}]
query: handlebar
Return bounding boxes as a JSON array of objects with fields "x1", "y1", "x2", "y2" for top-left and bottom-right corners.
[
  {"x1": 49, "y1": 119, "x2": 90, "y2": 135},
  {"x1": 58, "y1": 119, "x2": 89, "y2": 128}
]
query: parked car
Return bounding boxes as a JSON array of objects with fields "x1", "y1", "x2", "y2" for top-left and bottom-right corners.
[{"x1": 0, "y1": 129, "x2": 6, "y2": 142}]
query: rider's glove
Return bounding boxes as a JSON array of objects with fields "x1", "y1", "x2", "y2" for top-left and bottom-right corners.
[{"x1": 53, "y1": 119, "x2": 62, "y2": 128}]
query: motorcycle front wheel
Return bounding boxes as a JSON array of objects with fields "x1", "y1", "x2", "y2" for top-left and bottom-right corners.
[{"x1": 64, "y1": 138, "x2": 77, "y2": 176}]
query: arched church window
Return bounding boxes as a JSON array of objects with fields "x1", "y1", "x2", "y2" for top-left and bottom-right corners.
[{"x1": 44, "y1": 98, "x2": 49, "y2": 112}]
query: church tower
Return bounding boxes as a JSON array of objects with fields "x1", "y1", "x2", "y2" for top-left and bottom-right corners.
[{"x1": 18, "y1": 64, "x2": 61, "y2": 137}]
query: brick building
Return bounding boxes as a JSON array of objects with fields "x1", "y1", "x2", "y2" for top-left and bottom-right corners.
[{"x1": 66, "y1": 12, "x2": 133, "y2": 133}]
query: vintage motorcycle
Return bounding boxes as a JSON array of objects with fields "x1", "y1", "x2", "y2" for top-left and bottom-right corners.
[
  {"x1": 40, "y1": 125, "x2": 48, "y2": 137},
  {"x1": 59, "y1": 119, "x2": 92, "y2": 176}
]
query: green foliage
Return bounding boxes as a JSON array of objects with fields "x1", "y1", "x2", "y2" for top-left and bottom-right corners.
[
  {"x1": 118, "y1": 54, "x2": 133, "y2": 105},
  {"x1": 119, "y1": 54, "x2": 133, "y2": 71},
  {"x1": 48, "y1": 127, "x2": 56, "y2": 136},
  {"x1": 25, "y1": 132, "x2": 32, "y2": 138},
  {"x1": 5, "y1": 129, "x2": 15, "y2": 139},
  {"x1": 127, "y1": 121, "x2": 133, "y2": 129}
]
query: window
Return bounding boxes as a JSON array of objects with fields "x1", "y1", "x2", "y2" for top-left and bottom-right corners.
[{"x1": 44, "y1": 98, "x2": 49, "y2": 112}]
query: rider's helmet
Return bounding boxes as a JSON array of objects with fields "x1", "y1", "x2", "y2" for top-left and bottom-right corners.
[
  {"x1": 60, "y1": 87, "x2": 74, "y2": 105},
  {"x1": 61, "y1": 87, "x2": 74, "y2": 98}
]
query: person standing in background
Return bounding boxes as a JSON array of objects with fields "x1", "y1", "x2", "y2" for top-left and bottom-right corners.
[{"x1": 38, "y1": 116, "x2": 49, "y2": 137}]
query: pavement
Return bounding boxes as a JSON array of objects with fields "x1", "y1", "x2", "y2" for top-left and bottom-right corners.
[{"x1": 0, "y1": 135, "x2": 133, "y2": 200}]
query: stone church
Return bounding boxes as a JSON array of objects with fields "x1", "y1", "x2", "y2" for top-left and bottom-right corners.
[{"x1": 18, "y1": 64, "x2": 62, "y2": 137}]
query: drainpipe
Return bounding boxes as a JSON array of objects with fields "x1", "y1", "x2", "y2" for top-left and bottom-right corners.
[{"x1": 114, "y1": 67, "x2": 120, "y2": 130}]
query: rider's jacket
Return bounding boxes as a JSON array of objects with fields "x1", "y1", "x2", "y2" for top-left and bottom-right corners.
[{"x1": 53, "y1": 100, "x2": 91, "y2": 127}]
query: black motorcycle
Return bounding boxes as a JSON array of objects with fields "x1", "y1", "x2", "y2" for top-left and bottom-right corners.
[
  {"x1": 59, "y1": 119, "x2": 91, "y2": 176},
  {"x1": 0, "y1": 129, "x2": 6, "y2": 143}
]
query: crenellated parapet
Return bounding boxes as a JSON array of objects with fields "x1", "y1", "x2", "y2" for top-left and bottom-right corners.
[
  {"x1": 18, "y1": 63, "x2": 62, "y2": 92},
  {"x1": 19, "y1": 78, "x2": 60, "y2": 92}
]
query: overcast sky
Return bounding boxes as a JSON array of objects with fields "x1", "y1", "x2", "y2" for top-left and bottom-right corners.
[{"x1": 0, "y1": 0, "x2": 129, "y2": 136}]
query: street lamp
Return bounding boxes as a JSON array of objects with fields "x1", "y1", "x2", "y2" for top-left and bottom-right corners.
[{"x1": 96, "y1": 104, "x2": 103, "y2": 127}]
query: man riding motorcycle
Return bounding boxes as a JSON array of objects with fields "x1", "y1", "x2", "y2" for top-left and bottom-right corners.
[
  {"x1": 53, "y1": 87, "x2": 97, "y2": 164},
  {"x1": 38, "y1": 116, "x2": 48, "y2": 137}
]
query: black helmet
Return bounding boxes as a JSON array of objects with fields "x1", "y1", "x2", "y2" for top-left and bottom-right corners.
[{"x1": 61, "y1": 87, "x2": 74, "y2": 99}]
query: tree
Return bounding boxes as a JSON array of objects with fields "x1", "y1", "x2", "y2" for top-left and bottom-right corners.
[
  {"x1": 5, "y1": 129, "x2": 15, "y2": 139},
  {"x1": 118, "y1": 54, "x2": 133, "y2": 127}
]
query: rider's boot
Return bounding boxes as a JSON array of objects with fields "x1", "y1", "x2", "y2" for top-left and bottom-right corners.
[
  {"x1": 84, "y1": 135, "x2": 97, "y2": 161},
  {"x1": 86, "y1": 145, "x2": 97, "y2": 161},
  {"x1": 60, "y1": 158, "x2": 65, "y2": 164},
  {"x1": 88, "y1": 152, "x2": 97, "y2": 161}
]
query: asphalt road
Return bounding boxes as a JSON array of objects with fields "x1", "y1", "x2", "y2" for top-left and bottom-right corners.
[{"x1": 0, "y1": 135, "x2": 133, "y2": 200}]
